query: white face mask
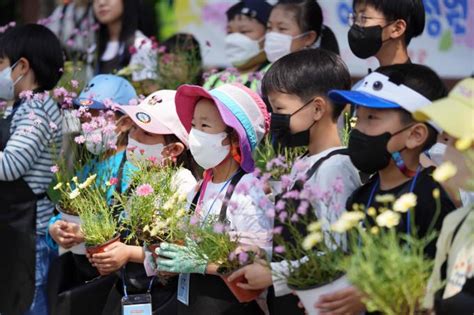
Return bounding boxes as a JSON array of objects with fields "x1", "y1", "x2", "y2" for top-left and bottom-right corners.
[
  {"x1": 83, "y1": 127, "x2": 118, "y2": 156},
  {"x1": 225, "y1": 33, "x2": 262, "y2": 67},
  {"x1": 428, "y1": 142, "x2": 447, "y2": 166},
  {"x1": 126, "y1": 136, "x2": 164, "y2": 166},
  {"x1": 189, "y1": 128, "x2": 230, "y2": 170},
  {"x1": 0, "y1": 61, "x2": 23, "y2": 101},
  {"x1": 264, "y1": 32, "x2": 307, "y2": 63}
]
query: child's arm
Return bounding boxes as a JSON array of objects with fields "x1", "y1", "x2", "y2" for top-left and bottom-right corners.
[
  {"x1": 89, "y1": 243, "x2": 145, "y2": 275},
  {"x1": 0, "y1": 105, "x2": 53, "y2": 181}
]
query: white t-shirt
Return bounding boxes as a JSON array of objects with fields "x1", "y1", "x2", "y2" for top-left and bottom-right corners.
[
  {"x1": 271, "y1": 147, "x2": 362, "y2": 296},
  {"x1": 187, "y1": 173, "x2": 273, "y2": 256},
  {"x1": 172, "y1": 167, "x2": 197, "y2": 198},
  {"x1": 129, "y1": 31, "x2": 158, "y2": 81}
]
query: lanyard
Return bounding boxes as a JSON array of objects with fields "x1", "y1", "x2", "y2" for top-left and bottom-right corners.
[
  {"x1": 366, "y1": 166, "x2": 422, "y2": 234},
  {"x1": 197, "y1": 170, "x2": 240, "y2": 225},
  {"x1": 121, "y1": 268, "x2": 155, "y2": 298}
]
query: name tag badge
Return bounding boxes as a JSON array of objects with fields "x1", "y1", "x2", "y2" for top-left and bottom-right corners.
[
  {"x1": 177, "y1": 273, "x2": 190, "y2": 306},
  {"x1": 122, "y1": 293, "x2": 152, "y2": 315}
]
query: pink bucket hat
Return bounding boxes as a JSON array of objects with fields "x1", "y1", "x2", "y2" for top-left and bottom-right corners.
[
  {"x1": 175, "y1": 83, "x2": 270, "y2": 172},
  {"x1": 117, "y1": 90, "x2": 189, "y2": 148}
]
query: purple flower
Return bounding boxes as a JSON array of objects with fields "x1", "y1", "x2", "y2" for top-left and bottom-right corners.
[
  {"x1": 297, "y1": 201, "x2": 309, "y2": 215},
  {"x1": 290, "y1": 213, "x2": 299, "y2": 222},
  {"x1": 213, "y1": 223, "x2": 225, "y2": 234},
  {"x1": 238, "y1": 252, "x2": 249, "y2": 265},
  {"x1": 266, "y1": 209, "x2": 275, "y2": 218},
  {"x1": 228, "y1": 252, "x2": 236, "y2": 261},
  {"x1": 19, "y1": 90, "x2": 33, "y2": 101},
  {"x1": 235, "y1": 182, "x2": 249, "y2": 194},
  {"x1": 74, "y1": 135, "x2": 86, "y2": 144},
  {"x1": 273, "y1": 226, "x2": 283, "y2": 235},
  {"x1": 283, "y1": 190, "x2": 299, "y2": 200},
  {"x1": 50, "y1": 165, "x2": 59, "y2": 173},
  {"x1": 190, "y1": 215, "x2": 199, "y2": 226},
  {"x1": 278, "y1": 211, "x2": 288, "y2": 222},
  {"x1": 276, "y1": 200, "x2": 286, "y2": 211}
]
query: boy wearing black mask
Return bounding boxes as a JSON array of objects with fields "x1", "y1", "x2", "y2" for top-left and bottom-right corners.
[
  {"x1": 348, "y1": 0, "x2": 425, "y2": 66},
  {"x1": 316, "y1": 63, "x2": 456, "y2": 314}
]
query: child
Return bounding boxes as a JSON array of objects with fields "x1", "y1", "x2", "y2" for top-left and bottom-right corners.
[
  {"x1": 87, "y1": 90, "x2": 198, "y2": 315},
  {"x1": 348, "y1": 0, "x2": 425, "y2": 65},
  {"x1": 204, "y1": 0, "x2": 273, "y2": 92},
  {"x1": 318, "y1": 63, "x2": 456, "y2": 314},
  {"x1": 227, "y1": 48, "x2": 362, "y2": 315},
  {"x1": 415, "y1": 78, "x2": 474, "y2": 314},
  {"x1": 48, "y1": 74, "x2": 138, "y2": 250},
  {"x1": 93, "y1": 0, "x2": 157, "y2": 94},
  {"x1": 155, "y1": 83, "x2": 273, "y2": 314},
  {"x1": 0, "y1": 24, "x2": 63, "y2": 315},
  {"x1": 265, "y1": 0, "x2": 339, "y2": 63}
]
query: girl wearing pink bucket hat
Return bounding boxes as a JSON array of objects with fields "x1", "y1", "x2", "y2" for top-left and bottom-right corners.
[{"x1": 154, "y1": 83, "x2": 273, "y2": 314}]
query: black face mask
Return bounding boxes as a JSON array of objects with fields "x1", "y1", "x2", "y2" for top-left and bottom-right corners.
[
  {"x1": 270, "y1": 100, "x2": 314, "y2": 147},
  {"x1": 348, "y1": 125, "x2": 413, "y2": 174},
  {"x1": 348, "y1": 24, "x2": 384, "y2": 59}
]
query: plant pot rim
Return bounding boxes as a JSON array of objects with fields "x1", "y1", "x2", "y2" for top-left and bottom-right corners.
[
  {"x1": 85, "y1": 233, "x2": 120, "y2": 250},
  {"x1": 288, "y1": 273, "x2": 346, "y2": 291},
  {"x1": 56, "y1": 204, "x2": 79, "y2": 216}
]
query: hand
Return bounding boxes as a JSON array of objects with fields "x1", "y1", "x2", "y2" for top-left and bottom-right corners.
[
  {"x1": 49, "y1": 220, "x2": 83, "y2": 249},
  {"x1": 89, "y1": 242, "x2": 131, "y2": 275},
  {"x1": 226, "y1": 259, "x2": 272, "y2": 290},
  {"x1": 156, "y1": 242, "x2": 207, "y2": 274},
  {"x1": 315, "y1": 286, "x2": 366, "y2": 315}
]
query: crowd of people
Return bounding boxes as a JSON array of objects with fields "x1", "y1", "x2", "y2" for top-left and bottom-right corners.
[{"x1": 0, "y1": 0, "x2": 472, "y2": 315}]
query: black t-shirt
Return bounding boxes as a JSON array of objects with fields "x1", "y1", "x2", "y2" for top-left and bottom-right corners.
[{"x1": 346, "y1": 167, "x2": 456, "y2": 258}]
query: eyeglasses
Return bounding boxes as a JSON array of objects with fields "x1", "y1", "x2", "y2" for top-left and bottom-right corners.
[{"x1": 348, "y1": 13, "x2": 386, "y2": 26}]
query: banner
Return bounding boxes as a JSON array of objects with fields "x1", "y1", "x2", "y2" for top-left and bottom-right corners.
[{"x1": 167, "y1": 0, "x2": 474, "y2": 78}]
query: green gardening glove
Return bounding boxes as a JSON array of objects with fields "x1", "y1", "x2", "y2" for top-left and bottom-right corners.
[{"x1": 155, "y1": 242, "x2": 208, "y2": 274}]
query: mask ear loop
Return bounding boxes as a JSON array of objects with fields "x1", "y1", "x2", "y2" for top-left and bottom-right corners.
[{"x1": 231, "y1": 142, "x2": 242, "y2": 165}]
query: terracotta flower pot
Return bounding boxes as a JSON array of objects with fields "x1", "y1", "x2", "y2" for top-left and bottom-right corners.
[
  {"x1": 147, "y1": 243, "x2": 161, "y2": 260},
  {"x1": 85, "y1": 234, "x2": 120, "y2": 256},
  {"x1": 57, "y1": 205, "x2": 86, "y2": 255},
  {"x1": 290, "y1": 275, "x2": 350, "y2": 315},
  {"x1": 221, "y1": 273, "x2": 264, "y2": 303}
]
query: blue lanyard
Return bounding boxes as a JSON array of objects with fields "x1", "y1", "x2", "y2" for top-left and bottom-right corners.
[
  {"x1": 121, "y1": 267, "x2": 155, "y2": 298},
  {"x1": 200, "y1": 171, "x2": 239, "y2": 225},
  {"x1": 366, "y1": 166, "x2": 422, "y2": 234}
]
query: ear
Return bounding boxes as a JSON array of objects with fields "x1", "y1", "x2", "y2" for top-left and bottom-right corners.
[
  {"x1": 163, "y1": 142, "x2": 185, "y2": 159},
  {"x1": 405, "y1": 123, "x2": 428, "y2": 150},
  {"x1": 310, "y1": 97, "x2": 327, "y2": 122},
  {"x1": 13, "y1": 57, "x2": 30, "y2": 78},
  {"x1": 116, "y1": 116, "x2": 133, "y2": 133},
  {"x1": 303, "y1": 31, "x2": 318, "y2": 47},
  {"x1": 389, "y1": 19, "x2": 407, "y2": 40}
]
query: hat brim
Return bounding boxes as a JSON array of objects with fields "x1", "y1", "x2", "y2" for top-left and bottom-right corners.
[
  {"x1": 116, "y1": 104, "x2": 173, "y2": 135},
  {"x1": 414, "y1": 98, "x2": 474, "y2": 141},
  {"x1": 73, "y1": 98, "x2": 109, "y2": 110},
  {"x1": 328, "y1": 90, "x2": 401, "y2": 109},
  {"x1": 176, "y1": 85, "x2": 254, "y2": 172}
]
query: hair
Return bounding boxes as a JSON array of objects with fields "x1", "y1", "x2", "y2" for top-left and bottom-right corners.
[
  {"x1": 275, "y1": 0, "x2": 340, "y2": 54},
  {"x1": 164, "y1": 134, "x2": 201, "y2": 180},
  {"x1": 353, "y1": 0, "x2": 425, "y2": 45},
  {"x1": 375, "y1": 63, "x2": 447, "y2": 150},
  {"x1": 0, "y1": 24, "x2": 64, "y2": 91},
  {"x1": 262, "y1": 48, "x2": 351, "y2": 122},
  {"x1": 161, "y1": 33, "x2": 203, "y2": 85},
  {"x1": 137, "y1": 0, "x2": 157, "y2": 38},
  {"x1": 226, "y1": 1, "x2": 272, "y2": 27},
  {"x1": 96, "y1": 0, "x2": 140, "y2": 72}
]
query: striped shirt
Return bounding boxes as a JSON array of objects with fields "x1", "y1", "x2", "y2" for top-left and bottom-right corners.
[{"x1": 0, "y1": 97, "x2": 63, "y2": 235}]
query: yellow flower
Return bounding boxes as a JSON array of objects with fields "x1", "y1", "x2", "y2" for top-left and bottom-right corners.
[
  {"x1": 69, "y1": 189, "x2": 80, "y2": 200},
  {"x1": 53, "y1": 182, "x2": 63, "y2": 190},
  {"x1": 375, "y1": 194, "x2": 395, "y2": 204},
  {"x1": 433, "y1": 161, "x2": 457, "y2": 183},
  {"x1": 393, "y1": 193, "x2": 417, "y2": 213},
  {"x1": 367, "y1": 207, "x2": 377, "y2": 217},
  {"x1": 455, "y1": 138, "x2": 472, "y2": 151},
  {"x1": 302, "y1": 232, "x2": 323, "y2": 250},
  {"x1": 331, "y1": 211, "x2": 365, "y2": 233},
  {"x1": 78, "y1": 174, "x2": 97, "y2": 189},
  {"x1": 376, "y1": 210, "x2": 400, "y2": 228},
  {"x1": 350, "y1": 117, "x2": 358, "y2": 128},
  {"x1": 331, "y1": 220, "x2": 352, "y2": 233},
  {"x1": 432, "y1": 188, "x2": 440, "y2": 199},
  {"x1": 370, "y1": 226, "x2": 379, "y2": 235},
  {"x1": 72, "y1": 176, "x2": 79, "y2": 184},
  {"x1": 307, "y1": 221, "x2": 322, "y2": 232}
]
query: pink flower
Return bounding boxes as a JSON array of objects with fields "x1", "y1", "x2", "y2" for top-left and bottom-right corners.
[
  {"x1": 213, "y1": 223, "x2": 225, "y2": 234},
  {"x1": 128, "y1": 45, "x2": 137, "y2": 55},
  {"x1": 190, "y1": 215, "x2": 199, "y2": 226},
  {"x1": 70, "y1": 80, "x2": 79, "y2": 88},
  {"x1": 19, "y1": 90, "x2": 33, "y2": 101},
  {"x1": 28, "y1": 111, "x2": 36, "y2": 120},
  {"x1": 74, "y1": 135, "x2": 86, "y2": 144},
  {"x1": 109, "y1": 177, "x2": 119, "y2": 185},
  {"x1": 90, "y1": 133, "x2": 102, "y2": 144},
  {"x1": 274, "y1": 246, "x2": 285, "y2": 254},
  {"x1": 136, "y1": 184, "x2": 154, "y2": 197},
  {"x1": 66, "y1": 39, "x2": 75, "y2": 47},
  {"x1": 276, "y1": 200, "x2": 286, "y2": 211},
  {"x1": 297, "y1": 201, "x2": 309, "y2": 215},
  {"x1": 278, "y1": 211, "x2": 288, "y2": 222},
  {"x1": 128, "y1": 98, "x2": 139, "y2": 106},
  {"x1": 50, "y1": 165, "x2": 59, "y2": 173},
  {"x1": 238, "y1": 252, "x2": 249, "y2": 265},
  {"x1": 266, "y1": 209, "x2": 275, "y2": 218},
  {"x1": 273, "y1": 226, "x2": 283, "y2": 235}
]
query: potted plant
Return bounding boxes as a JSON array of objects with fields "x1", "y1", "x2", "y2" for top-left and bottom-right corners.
[
  {"x1": 116, "y1": 161, "x2": 189, "y2": 252},
  {"x1": 187, "y1": 216, "x2": 265, "y2": 303}
]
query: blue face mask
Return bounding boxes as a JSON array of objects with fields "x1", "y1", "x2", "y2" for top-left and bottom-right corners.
[{"x1": 0, "y1": 61, "x2": 23, "y2": 101}]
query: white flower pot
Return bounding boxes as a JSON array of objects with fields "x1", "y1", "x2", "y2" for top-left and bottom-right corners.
[
  {"x1": 293, "y1": 275, "x2": 350, "y2": 315},
  {"x1": 57, "y1": 206, "x2": 86, "y2": 255}
]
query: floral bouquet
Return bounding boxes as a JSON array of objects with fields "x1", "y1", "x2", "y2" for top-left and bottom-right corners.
[{"x1": 116, "y1": 158, "x2": 189, "y2": 247}]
